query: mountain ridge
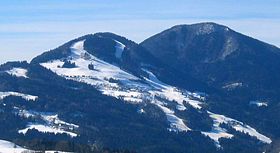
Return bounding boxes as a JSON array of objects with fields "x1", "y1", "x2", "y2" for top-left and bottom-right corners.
[{"x1": 0, "y1": 22, "x2": 280, "y2": 153}]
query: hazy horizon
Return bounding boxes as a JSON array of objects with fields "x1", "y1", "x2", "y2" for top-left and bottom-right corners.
[{"x1": 1, "y1": 0, "x2": 279, "y2": 64}]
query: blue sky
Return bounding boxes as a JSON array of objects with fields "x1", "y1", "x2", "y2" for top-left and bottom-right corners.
[{"x1": 0, "y1": 0, "x2": 280, "y2": 64}]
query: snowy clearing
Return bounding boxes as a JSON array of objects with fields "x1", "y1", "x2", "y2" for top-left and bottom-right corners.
[
  {"x1": 6, "y1": 67, "x2": 28, "y2": 78},
  {"x1": 18, "y1": 124, "x2": 77, "y2": 137},
  {"x1": 249, "y1": 100, "x2": 268, "y2": 107},
  {"x1": 202, "y1": 111, "x2": 271, "y2": 147},
  {"x1": 0, "y1": 92, "x2": 38, "y2": 101},
  {"x1": 16, "y1": 109, "x2": 78, "y2": 137},
  {"x1": 222, "y1": 82, "x2": 243, "y2": 90}
]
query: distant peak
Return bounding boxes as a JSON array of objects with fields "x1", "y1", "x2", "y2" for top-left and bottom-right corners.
[
  {"x1": 175, "y1": 22, "x2": 228, "y2": 29},
  {"x1": 170, "y1": 22, "x2": 231, "y2": 35},
  {"x1": 191, "y1": 22, "x2": 224, "y2": 26}
]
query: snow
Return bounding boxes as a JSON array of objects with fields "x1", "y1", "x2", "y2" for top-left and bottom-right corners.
[
  {"x1": 114, "y1": 40, "x2": 125, "y2": 59},
  {"x1": 138, "y1": 108, "x2": 145, "y2": 114},
  {"x1": 250, "y1": 101, "x2": 268, "y2": 107},
  {"x1": 189, "y1": 92, "x2": 207, "y2": 101},
  {"x1": 42, "y1": 114, "x2": 79, "y2": 129},
  {"x1": 16, "y1": 109, "x2": 79, "y2": 137},
  {"x1": 19, "y1": 124, "x2": 77, "y2": 137},
  {"x1": 102, "y1": 90, "x2": 143, "y2": 103},
  {"x1": 40, "y1": 40, "x2": 206, "y2": 133},
  {"x1": 38, "y1": 39, "x2": 272, "y2": 147},
  {"x1": 202, "y1": 111, "x2": 271, "y2": 147},
  {"x1": 0, "y1": 140, "x2": 28, "y2": 153},
  {"x1": 0, "y1": 139, "x2": 73, "y2": 153},
  {"x1": 17, "y1": 109, "x2": 36, "y2": 118},
  {"x1": 41, "y1": 41, "x2": 146, "y2": 104},
  {"x1": 142, "y1": 68, "x2": 202, "y2": 110},
  {"x1": 41, "y1": 40, "x2": 140, "y2": 103},
  {"x1": 41, "y1": 40, "x2": 202, "y2": 109},
  {"x1": 0, "y1": 92, "x2": 38, "y2": 101},
  {"x1": 222, "y1": 82, "x2": 243, "y2": 90},
  {"x1": 196, "y1": 23, "x2": 215, "y2": 35},
  {"x1": 123, "y1": 97, "x2": 143, "y2": 103},
  {"x1": 202, "y1": 130, "x2": 233, "y2": 147},
  {"x1": 176, "y1": 105, "x2": 187, "y2": 111},
  {"x1": 153, "y1": 100, "x2": 191, "y2": 132},
  {"x1": 5, "y1": 67, "x2": 28, "y2": 78},
  {"x1": 220, "y1": 37, "x2": 238, "y2": 60},
  {"x1": 142, "y1": 69, "x2": 168, "y2": 89},
  {"x1": 202, "y1": 112, "x2": 234, "y2": 147},
  {"x1": 147, "y1": 84, "x2": 202, "y2": 110},
  {"x1": 232, "y1": 124, "x2": 271, "y2": 144}
]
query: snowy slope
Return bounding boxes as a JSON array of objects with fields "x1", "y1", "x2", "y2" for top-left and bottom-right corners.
[
  {"x1": 40, "y1": 40, "x2": 272, "y2": 147},
  {"x1": 202, "y1": 111, "x2": 271, "y2": 147},
  {"x1": 15, "y1": 108, "x2": 79, "y2": 137},
  {"x1": 250, "y1": 100, "x2": 268, "y2": 107},
  {"x1": 0, "y1": 139, "x2": 72, "y2": 153},
  {"x1": 19, "y1": 124, "x2": 77, "y2": 137},
  {"x1": 0, "y1": 91, "x2": 78, "y2": 138},
  {"x1": 5, "y1": 67, "x2": 28, "y2": 78},
  {"x1": 41, "y1": 40, "x2": 201, "y2": 132},
  {"x1": 0, "y1": 91, "x2": 37, "y2": 101},
  {"x1": 114, "y1": 40, "x2": 125, "y2": 59},
  {"x1": 0, "y1": 140, "x2": 29, "y2": 153}
]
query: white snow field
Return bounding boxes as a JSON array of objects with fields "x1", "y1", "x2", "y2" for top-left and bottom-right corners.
[
  {"x1": 16, "y1": 109, "x2": 79, "y2": 137},
  {"x1": 18, "y1": 124, "x2": 77, "y2": 137},
  {"x1": 0, "y1": 92, "x2": 38, "y2": 101},
  {"x1": 0, "y1": 139, "x2": 29, "y2": 153},
  {"x1": 6, "y1": 67, "x2": 28, "y2": 78},
  {"x1": 202, "y1": 111, "x2": 271, "y2": 147}
]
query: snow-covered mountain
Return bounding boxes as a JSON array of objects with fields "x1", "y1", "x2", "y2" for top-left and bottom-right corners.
[{"x1": 0, "y1": 23, "x2": 280, "y2": 153}]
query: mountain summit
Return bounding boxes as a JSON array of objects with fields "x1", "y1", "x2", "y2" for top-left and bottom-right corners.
[
  {"x1": 142, "y1": 22, "x2": 279, "y2": 63},
  {"x1": 141, "y1": 22, "x2": 280, "y2": 97}
]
